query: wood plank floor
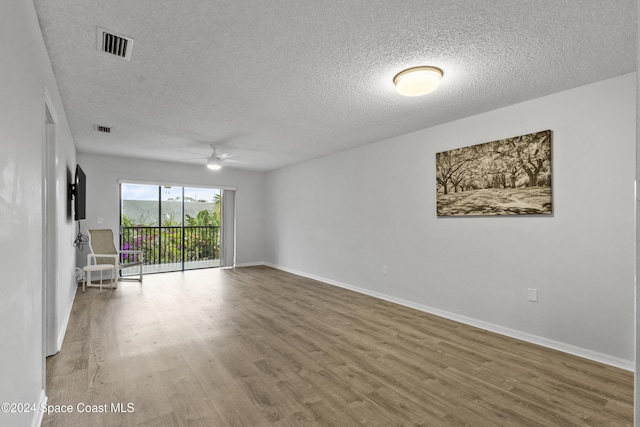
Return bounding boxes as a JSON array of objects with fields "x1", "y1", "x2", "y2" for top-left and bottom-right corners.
[{"x1": 43, "y1": 266, "x2": 633, "y2": 426}]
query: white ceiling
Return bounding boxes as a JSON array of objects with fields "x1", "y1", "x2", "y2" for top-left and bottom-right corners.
[{"x1": 33, "y1": 1, "x2": 637, "y2": 172}]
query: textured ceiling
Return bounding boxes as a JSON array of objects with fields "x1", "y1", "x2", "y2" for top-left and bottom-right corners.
[{"x1": 33, "y1": 0, "x2": 637, "y2": 172}]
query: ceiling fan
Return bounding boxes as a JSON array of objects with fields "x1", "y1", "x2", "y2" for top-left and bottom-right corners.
[
  {"x1": 179, "y1": 144, "x2": 236, "y2": 170},
  {"x1": 206, "y1": 145, "x2": 224, "y2": 170}
]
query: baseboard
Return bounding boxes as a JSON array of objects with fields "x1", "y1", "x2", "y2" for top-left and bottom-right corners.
[
  {"x1": 235, "y1": 262, "x2": 266, "y2": 268},
  {"x1": 56, "y1": 280, "x2": 77, "y2": 352},
  {"x1": 265, "y1": 263, "x2": 634, "y2": 372},
  {"x1": 31, "y1": 390, "x2": 46, "y2": 427}
]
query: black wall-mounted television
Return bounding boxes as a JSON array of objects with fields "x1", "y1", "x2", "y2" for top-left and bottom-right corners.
[{"x1": 71, "y1": 164, "x2": 87, "y2": 221}]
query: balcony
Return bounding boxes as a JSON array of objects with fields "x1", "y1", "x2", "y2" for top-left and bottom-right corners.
[{"x1": 121, "y1": 225, "x2": 220, "y2": 274}]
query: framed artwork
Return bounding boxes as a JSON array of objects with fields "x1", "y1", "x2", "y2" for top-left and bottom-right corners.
[{"x1": 436, "y1": 130, "x2": 552, "y2": 216}]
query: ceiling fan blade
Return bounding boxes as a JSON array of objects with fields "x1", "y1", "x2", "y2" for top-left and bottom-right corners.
[{"x1": 178, "y1": 148, "x2": 208, "y2": 157}]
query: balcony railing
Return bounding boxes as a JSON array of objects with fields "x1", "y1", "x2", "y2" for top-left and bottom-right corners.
[{"x1": 121, "y1": 225, "x2": 220, "y2": 268}]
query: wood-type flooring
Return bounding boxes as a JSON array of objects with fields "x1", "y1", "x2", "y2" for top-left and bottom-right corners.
[{"x1": 43, "y1": 266, "x2": 633, "y2": 426}]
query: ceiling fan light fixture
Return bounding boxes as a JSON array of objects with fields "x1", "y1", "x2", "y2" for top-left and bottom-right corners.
[
  {"x1": 206, "y1": 145, "x2": 223, "y2": 170},
  {"x1": 393, "y1": 66, "x2": 443, "y2": 97},
  {"x1": 207, "y1": 156, "x2": 222, "y2": 170}
]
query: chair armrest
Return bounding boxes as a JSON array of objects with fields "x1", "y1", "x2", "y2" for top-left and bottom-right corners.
[{"x1": 119, "y1": 250, "x2": 143, "y2": 262}]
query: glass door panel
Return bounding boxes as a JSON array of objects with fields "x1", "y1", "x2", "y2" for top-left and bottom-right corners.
[
  {"x1": 183, "y1": 187, "x2": 221, "y2": 270},
  {"x1": 121, "y1": 183, "x2": 162, "y2": 274}
]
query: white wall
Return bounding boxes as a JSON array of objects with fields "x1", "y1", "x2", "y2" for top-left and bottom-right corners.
[
  {"x1": 45, "y1": 98, "x2": 78, "y2": 359},
  {"x1": 635, "y1": 1, "x2": 639, "y2": 421},
  {"x1": 265, "y1": 73, "x2": 636, "y2": 368},
  {"x1": 0, "y1": 1, "x2": 77, "y2": 426},
  {"x1": 77, "y1": 153, "x2": 266, "y2": 267}
]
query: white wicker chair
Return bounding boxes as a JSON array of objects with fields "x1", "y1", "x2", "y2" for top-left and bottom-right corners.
[{"x1": 87, "y1": 229, "x2": 143, "y2": 282}]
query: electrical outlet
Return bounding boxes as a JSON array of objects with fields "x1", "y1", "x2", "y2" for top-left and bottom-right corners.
[
  {"x1": 527, "y1": 288, "x2": 538, "y2": 302},
  {"x1": 382, "y1": 265, "x2": 388, "y2": 275}
]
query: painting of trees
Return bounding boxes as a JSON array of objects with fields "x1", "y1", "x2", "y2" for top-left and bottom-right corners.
[{"x1": 436, "y1": 130, "x2": 552, "y2": 216}]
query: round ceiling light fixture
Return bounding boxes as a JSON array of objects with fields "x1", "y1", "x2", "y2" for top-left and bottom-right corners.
[{"x1": 393, "y1": 66, "x2": 443, "y2": 97}]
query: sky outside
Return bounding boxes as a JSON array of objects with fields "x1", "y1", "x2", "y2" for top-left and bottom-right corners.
[{"x1": 121, "y1": 183, "x2": 220, "y2": 201}]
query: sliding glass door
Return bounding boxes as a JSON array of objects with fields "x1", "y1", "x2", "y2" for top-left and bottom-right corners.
[
  {"x1": 120, "y1": 183, "x2": 221, "y2": 274},
  {"x1": 182, "y1": 187, "x2": 221, "y2": 270}
]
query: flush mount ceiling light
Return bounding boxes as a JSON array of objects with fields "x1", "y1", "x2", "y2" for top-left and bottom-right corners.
[{"x1": 393, "y1": 66, "x2": 443, "y2": 97}]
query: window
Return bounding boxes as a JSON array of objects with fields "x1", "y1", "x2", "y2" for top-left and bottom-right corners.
[{"x1": 120, "y1": 183, "x2": 234, "y2": 273}]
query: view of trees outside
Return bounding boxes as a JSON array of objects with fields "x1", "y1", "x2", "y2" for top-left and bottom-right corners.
[
  {"x1": 121, "y1": 184, "x2": 221, "y2": 270},
  {"x1": 436, "y1": 130, "x2": 552, "y2": 216}
]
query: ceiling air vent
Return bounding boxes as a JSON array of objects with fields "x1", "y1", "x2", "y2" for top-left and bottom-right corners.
[
  {"x1": 97, "y1": 27, "x2": 134, "y2": 60},
  {"x1": 94, "y1": 125, "x2": 111, "y2": 133}
]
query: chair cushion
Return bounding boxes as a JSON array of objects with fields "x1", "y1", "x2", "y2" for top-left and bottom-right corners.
[{"x1": 89, "y1": 229, "x2": 118, "y2": 255}]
